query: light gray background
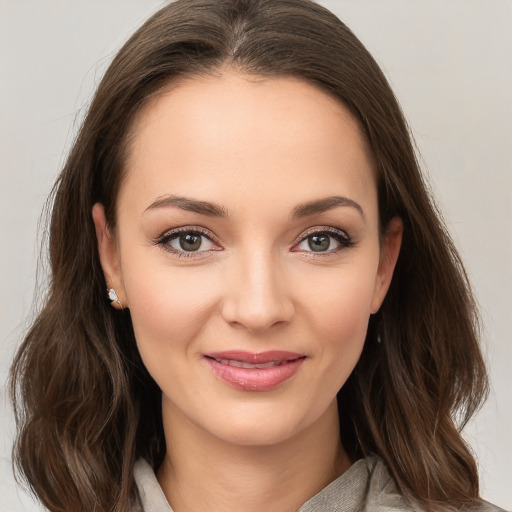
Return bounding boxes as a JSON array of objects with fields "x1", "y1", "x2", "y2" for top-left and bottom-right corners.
[{"x1": 1, "y1": 1, "x2": 510, "y2": 510}]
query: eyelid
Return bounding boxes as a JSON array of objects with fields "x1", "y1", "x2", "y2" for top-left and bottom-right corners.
[
  {"x1": 152, "y1": 224, "x2": 353, "y2": 259},
  {"x1": 291, "y1": 226, "x2": 354, "y2": 254},
  {"x1": 156, "y1": 225, "x2": 219, "y2": 242},
  {"x1": 153, "y1": 225, "x2": 223, "y2": 257}
]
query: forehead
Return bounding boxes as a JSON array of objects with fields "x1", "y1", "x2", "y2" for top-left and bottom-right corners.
[{"x1": 120, "y1": 71, "x2": 376, "y2": 218}]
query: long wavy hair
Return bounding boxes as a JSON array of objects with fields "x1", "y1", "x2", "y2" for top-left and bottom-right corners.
[{"x1": 10, "y1": 1, "x2": 489, "y2": 511}]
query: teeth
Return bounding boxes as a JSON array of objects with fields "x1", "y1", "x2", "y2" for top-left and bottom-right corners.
[
  {"x1": 215, "y1": 358, "x2": 282, "y2": 369},
  {"x1": 253, "y1": 361, "x2": 280, "y2": 369}
]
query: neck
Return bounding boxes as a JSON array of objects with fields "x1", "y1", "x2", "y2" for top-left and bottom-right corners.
[{"x1": 157, "y1": 399, "x2": 350, "y2": 512}]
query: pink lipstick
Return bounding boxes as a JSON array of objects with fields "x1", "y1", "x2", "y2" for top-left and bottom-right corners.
[{"x1": 204, "y1": 350, "x2": 305, "y2": 391}]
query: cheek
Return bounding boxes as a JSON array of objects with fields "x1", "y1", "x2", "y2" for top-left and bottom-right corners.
[
  {"x1": 298, "y1": 260, "x2": 378, "y2": 327},
  {"x1": 294, "y1": 261, "x2": 378, "y2": 376},
  {"x1": 121, "y1": 257, "x2": 222, "y2": 360}
]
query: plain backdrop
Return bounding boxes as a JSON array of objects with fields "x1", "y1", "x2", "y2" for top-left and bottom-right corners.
[{"x1": 0, "y1": 1, "x2": 510, "y2": 510}]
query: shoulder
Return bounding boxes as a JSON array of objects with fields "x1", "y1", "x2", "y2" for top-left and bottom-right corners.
[
  {"x1": 132, "y1": 456, "x2": 507, "y2": 512},
  {"x1": 363, "y1": 455, "x2": 421, "y2": 511},
  {"x1": 298, "y1": 455, "x2": 417, "y2": 512},
  {"x1": 364, "y1": 456, "x2": 508, "y2": 512},
  {"x1": 471, "y1": 502, "x2": 509, "y2": 512},
  {"x1": 134, "y1": 458, "x2": 174, "y2": 512}
]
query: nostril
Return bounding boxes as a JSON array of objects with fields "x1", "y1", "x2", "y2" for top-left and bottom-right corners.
[
  {"x1": 220, "y1": 267, "x2": 295, "y2": 330},
  {"x1": 222, "y1": 306, "x2": 294, "y2": 332}
]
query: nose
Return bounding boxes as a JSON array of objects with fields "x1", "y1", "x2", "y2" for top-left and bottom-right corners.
[{"x1": 221, "y1": 250, "x2": 295, "y2": 332}]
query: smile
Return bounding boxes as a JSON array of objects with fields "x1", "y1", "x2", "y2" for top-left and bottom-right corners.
[
  {"x1": 213, "y1": 359, "x2": 285, "y2": 369},
  {"x1": 204, "y1": 351, "x2": 306, "y2": 391}
]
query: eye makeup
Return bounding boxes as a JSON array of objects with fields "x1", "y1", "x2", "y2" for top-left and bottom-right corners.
[
  {"x1": 153, "y1": 225, "x2": 222, "y2": 259},
  {"x1": 152, "y1": 223, "x2": 355, "y2": 260},
  {"x1": 291, "y1": 226, "x2": 354, "y2": 256}
]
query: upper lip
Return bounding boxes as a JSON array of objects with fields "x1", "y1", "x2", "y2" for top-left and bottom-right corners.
[{"x1": 204, "y1": 350, "x2": 305, "y2": 364}]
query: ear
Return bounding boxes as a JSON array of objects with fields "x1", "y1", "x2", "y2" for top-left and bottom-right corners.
[
  {"x1": 370, "y1": 216, "x2": 403, "y2": 314},
  {"x1": 92, "y1": 203, "x2": 127, "y2": 309}
]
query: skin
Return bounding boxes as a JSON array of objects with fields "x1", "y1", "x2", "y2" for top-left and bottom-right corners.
[{"x1": 93, "y1": 71, "x2": 402, "y2": 512}]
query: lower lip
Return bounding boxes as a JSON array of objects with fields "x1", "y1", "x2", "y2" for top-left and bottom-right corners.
[{"x1": 205, "y1": 357, "x2": 305, "y2": 391}]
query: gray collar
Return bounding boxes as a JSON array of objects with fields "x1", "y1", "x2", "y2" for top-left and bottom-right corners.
[{"x1": 133, "y1": 455, "x2": 414, "y2": 512}]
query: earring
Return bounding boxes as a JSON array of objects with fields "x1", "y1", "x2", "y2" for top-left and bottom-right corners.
[
  {"x1": 376, "y1": 333, "x2": 382, "y2": 344},
  {"x1": 107, "y1": 288, "x2": 124, "y2": 309}
]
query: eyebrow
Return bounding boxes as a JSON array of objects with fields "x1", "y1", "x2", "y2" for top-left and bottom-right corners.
[
  {"x1": 292, "y1": 196, "x2": 365, "y2": 222},
  {"x1": 144, "y1": 194, "x2": 365, "y2": 221},
  {"x1": 144, "y1": 195, "x2": 229, "y2": 217}
]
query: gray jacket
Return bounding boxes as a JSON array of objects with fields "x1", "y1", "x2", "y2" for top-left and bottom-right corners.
[{"x1": 134, "y1": 455, "x2": 505, "y2": 512}]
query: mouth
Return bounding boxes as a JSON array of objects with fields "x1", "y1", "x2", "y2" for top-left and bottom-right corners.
[
  {"x1": 203, "y1": 351, "x2": 306, "y2": 391},
  {"x1": 209, "y1": 358, "x2": 287, "y2": 369}
]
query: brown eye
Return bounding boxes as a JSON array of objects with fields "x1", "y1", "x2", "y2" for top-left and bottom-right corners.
[
  {"x1": 308, "y1": 234, "x2": 330, "y2": 252},
  {"x1": 294, "y1": 229, "x2": 353, "y2": 255},
  {"x1": 163, "y1": 230, "x2": 217, "y2": 253},
  {"x1": 179, "y1": 233, "x2": 202, "y2": 251}
]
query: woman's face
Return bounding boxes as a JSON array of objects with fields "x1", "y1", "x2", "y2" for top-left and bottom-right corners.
[{"x1": 94, "y1": 72, "x2": 401, "y2": 446}]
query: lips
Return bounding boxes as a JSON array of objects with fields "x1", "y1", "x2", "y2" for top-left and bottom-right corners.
[
  {"x1": 204, "y1": 351, "x2": 306, "y2": 391},
  {"x1": 213, "y1": 358, "x2": 285, "y2": 369}
]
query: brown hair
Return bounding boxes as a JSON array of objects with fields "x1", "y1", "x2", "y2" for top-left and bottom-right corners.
[{"x1": 10, "y1": 1, "x2": 488, "y2": 511}]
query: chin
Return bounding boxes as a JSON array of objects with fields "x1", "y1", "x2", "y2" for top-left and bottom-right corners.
[
  {"x1": 202, "y1": 400, "x2": 325, "y2": 448},
  {"x1": 210, "y1": 419, "x2": 303, "y2": 447}
]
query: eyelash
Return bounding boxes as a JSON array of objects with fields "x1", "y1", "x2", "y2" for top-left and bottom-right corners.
[
  {"x1": 292, "y1": 227, "x2": 354, "y2": 256},
  {"x1": 153, "y1": 226, "x2": 221, "y2": 259},
  {"x1": 153, "y1": 226, "x2": 354, "y2": 259}
]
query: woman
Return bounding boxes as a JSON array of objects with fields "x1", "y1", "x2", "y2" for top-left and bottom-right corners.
[{"x1": 9, "y1": 0, "x2": 505, "y2": 511}]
